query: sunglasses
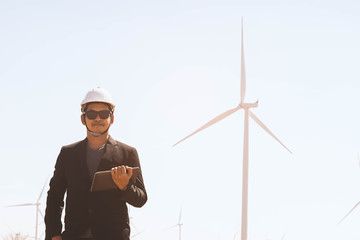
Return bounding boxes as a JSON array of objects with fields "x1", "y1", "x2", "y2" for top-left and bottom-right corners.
[{"x1": 85, "y1": 110, "x2": 111, "y2": 120}]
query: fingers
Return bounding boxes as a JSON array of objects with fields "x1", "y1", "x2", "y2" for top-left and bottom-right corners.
[
  {"x1": 111, "y1": 166, "x2": 123, "y2": 180},
  {"x1": 111, "y1": 165, "x2": 133, "y2": 191},
  {"x1": 125, "y1": 166, "x2": 133, "y2": 176},
  {"x1": 111, "y1": 166, "x2": 120, "y2": 176},
  {"x1": 111, "y1": 166, "x2": 133, "y2": 176}
]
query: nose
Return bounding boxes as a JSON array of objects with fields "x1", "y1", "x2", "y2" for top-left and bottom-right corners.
[{"x1": 95, "y1": 113, "x2": 101, "y2": 120}]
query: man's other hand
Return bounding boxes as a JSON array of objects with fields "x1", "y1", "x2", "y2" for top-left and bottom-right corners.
[
  {"x1": 111, "y1": 165, "x2": 133, "y2": 190},
  {"x1": 52, "y1": 235, "x2": 62, "y2": 240}
]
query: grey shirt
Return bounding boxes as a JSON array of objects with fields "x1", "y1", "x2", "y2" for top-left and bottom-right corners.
[
  {"x1": 82, "y1": 144, "x2": 105, "y2": 238},
  {"x1": 86, "y1": 144, "x2": 105, "y2": 180}
]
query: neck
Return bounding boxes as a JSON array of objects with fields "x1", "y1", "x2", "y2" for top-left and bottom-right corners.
[{"x1": 87, "y1": 131, "x2": 109, "y2": 149}]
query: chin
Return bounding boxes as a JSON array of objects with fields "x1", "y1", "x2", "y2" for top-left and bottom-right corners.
[{"x1": 91, "y1": 127, "x2": 106, "y2": 133}]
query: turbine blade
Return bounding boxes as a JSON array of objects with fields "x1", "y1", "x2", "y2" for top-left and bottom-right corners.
[
  {"x1": 164, "y1": 224, "x2": 178, "y2": 231},
  {"x1": 131, "y1": 221, "x2": 139, "y2": 232},
  {"x1": 5, "y1": 203, "x2": 34, "y2": 207},
  {"x1": 173, "y1": 106, "x2": 242, "y2": 146},
  {"x1": 338, "y1": 200, "x2": 360, "y2": 225},
  {"x1": 37, "y1": 175, "x2": 50, "y2": 203},
  {"x1": 178, "y1": 205, "x2": 183, "y2": 224},
  {"x1": 249, "y1": 111, "x2": 292, "y2": 154},
  {"x1": 131, "y1": 230, "x2": 145, "y2": 238},
  {"x1": 240, "y1": 17, "x2": 246, "y2": 104},
  {"x1": 38, "y1": 209, "x2": 44, "y2": 219}
]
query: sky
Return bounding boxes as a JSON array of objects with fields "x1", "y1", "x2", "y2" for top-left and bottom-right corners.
[{"x1": 0, "y1": 0, "x2": 360, "y2": 239}]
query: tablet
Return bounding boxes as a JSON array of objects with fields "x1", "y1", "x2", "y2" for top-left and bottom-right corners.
[{"x1": 90, "y1": 167, "x2": 140, "y2": 192}]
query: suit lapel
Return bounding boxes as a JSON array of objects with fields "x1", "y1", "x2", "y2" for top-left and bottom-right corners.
[
  {"x1": 97, "y1": 136, "x2": 123, "y2": 171},
  {"x1": 77, "y1": 138, "x2": 92, "y2": 186}
]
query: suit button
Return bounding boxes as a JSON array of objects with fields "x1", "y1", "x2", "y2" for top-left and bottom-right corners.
[{"x1": 89, "y1": 209, "x2": 93, "y2": 214}]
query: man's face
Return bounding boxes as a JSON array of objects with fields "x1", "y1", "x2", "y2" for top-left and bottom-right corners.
[{"x1": 81, "y1": 102, "x2": 114, "y2": 134}]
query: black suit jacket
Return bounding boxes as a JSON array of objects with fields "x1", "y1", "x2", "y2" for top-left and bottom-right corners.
[{"x1": 45, "y1": 136, "x2": 147, "y2": 240}]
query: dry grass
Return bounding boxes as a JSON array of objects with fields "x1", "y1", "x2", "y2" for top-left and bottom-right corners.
[{"x1": 1, "y1": 233, "x2": 29, "y2": 240}]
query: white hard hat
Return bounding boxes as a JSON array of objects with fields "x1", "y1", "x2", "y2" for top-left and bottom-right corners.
[{"x1": 81, "y1": 87, "x2": 115, "y2": 112}]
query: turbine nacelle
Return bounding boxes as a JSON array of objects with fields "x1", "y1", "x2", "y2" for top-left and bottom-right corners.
[{"x1": 238, "y1": 101, "x2": 258, "y2": 109}]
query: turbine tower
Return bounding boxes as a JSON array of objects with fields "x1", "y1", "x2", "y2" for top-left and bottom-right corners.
[
  {"x1": 6, "y1": 177, "x2": 49, "y2": 240},
  {"x1": 166, "y1": 206, "x2": 183, "y2": 240},
  {"x1": 173, "y1": 19, "x2": 292, "y2": 240}
]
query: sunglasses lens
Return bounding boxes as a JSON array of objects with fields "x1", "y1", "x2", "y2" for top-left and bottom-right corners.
[
  {"x1": 99, "y1": 111, "x2": 110, "y2": 119},
  {"x1": 85, "y1": 110, "x2": 110, "y2": 120},
  {"x1": 86, "y1": 111, "x2": 97, "y2": 120}
]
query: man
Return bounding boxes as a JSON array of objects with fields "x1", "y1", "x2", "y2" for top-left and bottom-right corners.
[{"x1": 45, "y1": 87, "x2": 147, "y2": 240}]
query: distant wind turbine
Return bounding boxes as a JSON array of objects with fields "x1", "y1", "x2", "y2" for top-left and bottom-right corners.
[
  {"x1": 5, "y1": 177, "x2": 49, "y2": 240},
  {"x1": 165, "y1": 205, "x2": 183, "y2": 240},
  {"x1": 129, "y1": 208, "x2": 146, "y2": 238},
  {"x1": 173, "y1": 18, "x2": 292, "y2": 240}
]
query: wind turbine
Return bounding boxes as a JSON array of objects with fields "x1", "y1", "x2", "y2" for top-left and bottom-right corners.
[
  {"x1": 6, "y1": 177, "x2": 49, "y2": 240},
  {"x1": 165, "y1": 205, "x2": 183, "y2": 240},
  {"x1": 129, "y1": 207, "x2": 146, "y2": 238},
  {"x1": 173, "y1": 19, "x2": 292, "y2": 240}
]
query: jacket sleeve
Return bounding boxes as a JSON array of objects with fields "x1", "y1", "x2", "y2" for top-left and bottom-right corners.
[
  {"x1": 44, "y1": 147, "x2": 67, "y2": 240},
  {"x1": 119, "y1": 148, "x2": 147, "y2": 208}
]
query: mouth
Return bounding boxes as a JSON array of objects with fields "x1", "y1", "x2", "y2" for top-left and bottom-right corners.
[{"x1": 92, "y1": 123, "x2": 105, "y2": 127}]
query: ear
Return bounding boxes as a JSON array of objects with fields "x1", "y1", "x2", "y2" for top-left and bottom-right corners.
[
  {"x1": 81, "y1": 114, "x2": 86, "y2": 125},
  {"x1": 110, "y1": 114, "x2": 114, "y2": 125}
]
